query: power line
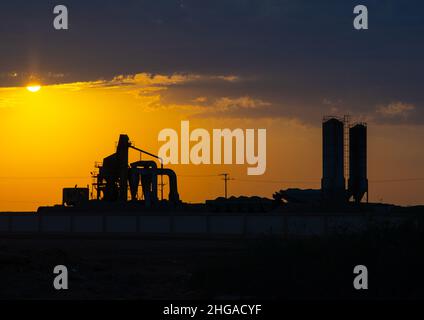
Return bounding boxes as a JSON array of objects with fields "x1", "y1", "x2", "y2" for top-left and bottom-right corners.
[
  {"x1": 0, "y1": 175, "x2": 423, "y2": 184},
  {"x1": 178, "y1": 174, "x2": 218, "y2": 178},
  {"x1": 0, "y1": 200, "x2": 46, "y2": 203},
  {"x1": 0, "y1": 176, "x2": 88, "y2": 180},
  {"x1": 234, "y1": 179, "x2": 320, "y2": 184},
  {"x1": 369, "y1": 178, "x2": 424, "y2": 183},
  {"x1": 219, "y1": 173, "x2": 234, "y2": 199},
  {"x1": 179, "y1": 176, "x2": 424, "y2": 184},
  {"x1": 234, "y1": 178, "x2": 424, "y2": 184}
]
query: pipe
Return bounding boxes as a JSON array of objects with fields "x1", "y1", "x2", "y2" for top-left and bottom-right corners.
[
  {"x1": 130, "y1": 160, "x2": 157, "y2": 169},
  {"x1": 156, "y1": 168, "x2": 180, "y2": 203},
  {"x1": 130, "y1": 161, "x2": 158, "y2": 202}
]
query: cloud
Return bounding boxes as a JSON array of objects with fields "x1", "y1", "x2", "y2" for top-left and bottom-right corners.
[
  {"x1": 188, "y1": 96, "x2": 274, "y2": 119},
  {"x1": 193, "y1": 96, "x2": 208, "y2": 103},
  {"x1": 1, "y1": 1, "x2": 423, "y2": 128},
  {"x1": 213, "y1": 96, "x2": 270, "y2": 111},
  {"x1": 48, "y1": 72, "x2": 239, "y2": 91},
  {"x1": 0, "y1": 72, "x2": 243, "y2": 112},
  {"x1": 45, "y1": 73, "x2": 280, "y2": 119},
  {"x1": 56, "y1": 72, "x2": 250, "y2": 114},
  {"x1": 109, "y1": 73, "x2": 201, "y2": 87},
  {"x1": 215, "y1": 75, "x2": 240, "y2": 82},
  {"x1": 3, "y1": 69, "x2": 421, "y2": 126},
  {"x1": 0, "y1": 71, "x2": 68, "y2": 88},
  {"x1": 48, "y1": 73, "x2": 195, "y2": 91},
  {"x1": 376, "y1": 102, "x2": 416, "y2": 118},
  {"x1": 139, "y1": 95, "x2": 274, "y2": 118}
]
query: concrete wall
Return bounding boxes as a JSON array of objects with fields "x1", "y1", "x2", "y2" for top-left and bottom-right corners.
[
  {"x1": 0, "y1": 213, "x2": 412, "y2": 238},
  {"x1": 139, "y1": 216, "x2": 171, "y2": 233},
  {"x1": 42, "y1": 216, "x2": 71, "y2": 233}
]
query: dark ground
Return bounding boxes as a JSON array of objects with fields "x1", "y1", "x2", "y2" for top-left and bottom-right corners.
[{"x1": 0, "y1": 224, "x2": 423, "y2": 300}]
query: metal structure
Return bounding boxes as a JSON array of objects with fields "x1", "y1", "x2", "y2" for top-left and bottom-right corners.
[
  {"x1": 89, "y1": 134, "x2": 180, "y2": 207},
  {"x1": 348, "y1": 123, "x2": 368, "y2": 203},
  {"x1": 62, "y1": 187, "x2": 89, "y2": 206},
  {"x1": 343, "y1": 115, "x2": 350, "y2": 184},
  {"x1": 60, "y1": 117, "x2": 368, "y2": 209},
  {"x1": 219, "y1": 173, "x2": 234, "y2": 199},
  {"x1": 321, "y1": 117, "x2": 346, "y2": 202}
]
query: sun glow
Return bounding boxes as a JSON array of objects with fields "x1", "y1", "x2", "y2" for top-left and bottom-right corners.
[{"x1": 26, "y1": 85, "x2": 41, "y2": 92}]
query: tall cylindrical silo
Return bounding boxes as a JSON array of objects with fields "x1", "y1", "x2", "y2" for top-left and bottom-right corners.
[
  {"x1": 321, "y1": 118, "x2": 346, "y2": 202},
  {"x1": 348, "y1": 123, "x2": 368, "y2": 203}
]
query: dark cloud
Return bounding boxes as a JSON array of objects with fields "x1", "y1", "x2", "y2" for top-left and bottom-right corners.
[{"x1": 0, "y1": 0, "x2": 423, "y2": 124}]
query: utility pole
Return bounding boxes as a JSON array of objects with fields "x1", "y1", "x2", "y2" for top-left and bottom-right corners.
[
  {"x1": 159, "y1": 178, "x2": 166, "y2": 201},
  {"x1": 343, "y1": 114, "x2": 350, "y2": 187},
  {"x1": 219, "y1": 173, "x2": 233, "y2": 199}
]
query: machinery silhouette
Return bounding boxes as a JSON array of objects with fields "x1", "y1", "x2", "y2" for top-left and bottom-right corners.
[
  {"x1": 12, "y1": 116, "x2": 421, "y2": 238},
  {"x1": 63, "y1": 134, "x2": 180, "y2": 208},
  {"x1": 321, "y1": 116, "x2": 368, "y2": 203},
  {"x1": 63, "y1": 116, "x2": 368, "y2": 212},
  {"x1": 275, "y1": 116, "x2": 368, "y2": 206}
]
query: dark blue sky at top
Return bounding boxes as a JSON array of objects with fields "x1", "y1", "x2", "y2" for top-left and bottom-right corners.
[{"x1": 0, "y1": 0, "x2": 423, "y2": 123}]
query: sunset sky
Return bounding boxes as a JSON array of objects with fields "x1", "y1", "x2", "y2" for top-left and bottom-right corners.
[{"x1": 1, "y1": 0, "x2": 423, "y2": 211}]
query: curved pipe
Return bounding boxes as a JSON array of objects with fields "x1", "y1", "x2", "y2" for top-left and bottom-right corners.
[
  {"x1": 129, "y1": 161, "x2": 179, "y2": 203},
  {"x1": 130, "y1": 161, "x2": 158, "y2": 202},
  {"x1": 157, "y1": 168, "x2": 180, "y2": 203},
  {"x1": 130, "y1": 160, "x2": 157, "y2": 169}
]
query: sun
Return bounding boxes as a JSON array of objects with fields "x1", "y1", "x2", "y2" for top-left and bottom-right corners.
[{"x1": 26, "y1": 84, "x2": 41, "y2": 92}]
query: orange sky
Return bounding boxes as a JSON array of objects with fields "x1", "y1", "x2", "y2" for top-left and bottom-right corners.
[{"x1": 0, "y1": 73, "x2": 423, "y2": 211}]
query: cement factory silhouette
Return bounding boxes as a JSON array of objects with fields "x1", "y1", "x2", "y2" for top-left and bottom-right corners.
[
  {"x1": 63, "y1": 116, "x2": 367, "y2": 209},
  {"x1": 0, "y1": 117, "x2": 422, "y2": 237}
]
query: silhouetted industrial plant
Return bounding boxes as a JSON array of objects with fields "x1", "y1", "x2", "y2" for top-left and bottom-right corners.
[
  {"x1": 275, "y1": 116, "x2": 368, "y2": 207},
  {"x1": 321, "y1": 116, "x2": 368, "y2": 204},
  {"x1": 62, "y1": 116, "x2": 368, "y2": 211},
  {"x1": 2, "y1": 116, "x2": 420, "y2": 239}
]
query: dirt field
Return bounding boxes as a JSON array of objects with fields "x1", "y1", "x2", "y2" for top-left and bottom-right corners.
[
  {"x1": 1, "y1": 227, "x2": 423, "y2": 300},
  {"x1": 0, "y1": 236, "x2": 247, "y2": 299}
]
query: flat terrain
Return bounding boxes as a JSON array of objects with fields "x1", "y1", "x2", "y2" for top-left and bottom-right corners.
[
  {"x1": 0, "y1": 237, "x2": 246, "y2": 299},
  {"x1": 0, "y1": 227, "x2": 423, "y2": 300}
]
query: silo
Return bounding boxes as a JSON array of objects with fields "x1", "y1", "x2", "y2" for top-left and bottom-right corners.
[
  {"x1": 348, "y1": 123, "x2": 368, "y2": 203},
  {"x1": 321, "y1": 118, "x2": 346, "y2": 202}
]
